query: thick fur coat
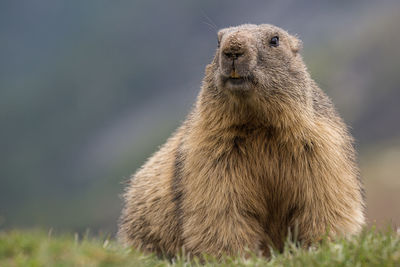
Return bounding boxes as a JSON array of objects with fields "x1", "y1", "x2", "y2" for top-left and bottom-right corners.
[{"x1": 118, "y1": 24, "x2": 365, "y2": 258}]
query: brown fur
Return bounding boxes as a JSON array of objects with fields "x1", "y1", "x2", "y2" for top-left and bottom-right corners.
[{"x1": 118, "y1": 24, "x2": 365, "y2": 258}]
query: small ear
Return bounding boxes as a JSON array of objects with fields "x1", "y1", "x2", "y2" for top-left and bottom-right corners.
[
  {"x1": 217, "y1": 30, "x2": 226, "y2": 43},
  {"x1": 289, "y1": 35, "x2": 302, "y2": 54}
]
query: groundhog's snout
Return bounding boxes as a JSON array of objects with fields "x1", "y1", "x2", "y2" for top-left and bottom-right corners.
[{"x1": 219, "y1": 31, "x2": 257, "y2": 90}]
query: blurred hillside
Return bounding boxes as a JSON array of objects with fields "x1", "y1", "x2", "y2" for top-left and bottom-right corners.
[{"x1": 0, "y1": 0, "x2": 399, "y2": 233}]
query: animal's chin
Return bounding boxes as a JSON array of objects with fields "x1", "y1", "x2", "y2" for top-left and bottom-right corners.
[
  {"x1": 227, "y1": 77, "x2": 246, "y2": 85},
  {"x1": 222, "y1": 76, "x2": 254, "y2": 93}
]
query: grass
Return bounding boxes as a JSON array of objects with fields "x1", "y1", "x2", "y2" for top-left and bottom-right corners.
[{"x1": 0, "y1": 228, "x2": 399, "y2": 266}]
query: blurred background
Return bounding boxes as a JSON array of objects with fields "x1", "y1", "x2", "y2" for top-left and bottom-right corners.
[{"x1": 1, "y1": 0, "x2": 399, "y2": 235}]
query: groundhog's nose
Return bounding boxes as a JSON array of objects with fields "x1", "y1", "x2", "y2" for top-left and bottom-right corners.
[
  {"x1": 223, "y1": 50, "x2": 244, "y2": 60},
  {"x1": 219, "y1": 31, "x2": 255, "y2": 80},
  {"x1": 221, "y1": 36, "x2": 246, "y2": 61}
]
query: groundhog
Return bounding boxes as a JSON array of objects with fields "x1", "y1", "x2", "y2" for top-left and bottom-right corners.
[{"x1": 118, "y1": 24, "x2": 365, "y2": 258}]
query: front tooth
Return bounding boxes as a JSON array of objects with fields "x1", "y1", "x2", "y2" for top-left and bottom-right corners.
[{"x1": 230, "y1": 70, "x2": 241, "y2": 78}]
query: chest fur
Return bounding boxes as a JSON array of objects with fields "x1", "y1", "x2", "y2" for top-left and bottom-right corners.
[{"x1": 181, "y1": 127, "x2": 312, "y2": 218}]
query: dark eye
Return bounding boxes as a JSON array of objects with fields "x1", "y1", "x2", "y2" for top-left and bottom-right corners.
[
  {"x1": 269, "y1": 36, "x2": 279, "y2": 47},
  {"x1": 217, "y1": 38, "x2": 221, "y2": 48}
]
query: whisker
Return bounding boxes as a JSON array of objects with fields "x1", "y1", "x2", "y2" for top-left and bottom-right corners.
[{"x1": 200, "y1": 9, "x2": 218, "y2": 32}]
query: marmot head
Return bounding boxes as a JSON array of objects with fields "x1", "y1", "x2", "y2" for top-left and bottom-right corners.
[
  {"x1": 207, "y1": 24, "x2": 308, "y2": 102},
  {"x1": 200, "y1": 24, "x2": 314, "y2": 127}
]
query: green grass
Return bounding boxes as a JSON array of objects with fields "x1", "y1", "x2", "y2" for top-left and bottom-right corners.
[{"x1": 0, "y1": 228, "x2": 399, "y2": 266}]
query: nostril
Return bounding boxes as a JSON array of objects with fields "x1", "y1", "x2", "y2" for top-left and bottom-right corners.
[
  {"x1": 234, "y1": 52, "x2": 244, "y2": 58},
  {"x1": 223, "y1": 51, "x2": 244, "y2": 59},
  {"x1": 223, "y1": 52, "x2": 233, "y2": 59}
]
